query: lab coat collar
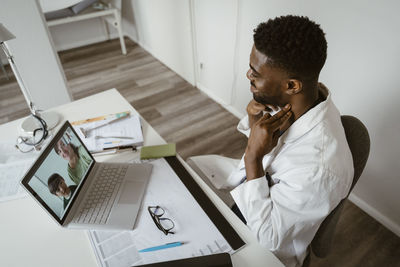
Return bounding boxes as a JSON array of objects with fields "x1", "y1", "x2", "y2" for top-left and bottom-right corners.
[{"x1": 281, "y1": 83, "x2": 331, "y2": 144}]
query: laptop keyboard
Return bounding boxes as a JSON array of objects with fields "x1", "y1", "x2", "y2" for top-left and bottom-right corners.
[{"x1": 73, "y1": 164, "x2": 128, "y2": 225}]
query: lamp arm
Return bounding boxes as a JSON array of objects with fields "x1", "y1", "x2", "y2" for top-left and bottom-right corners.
[{"x1": 0, "y1": 42, "x2": 38, "y2": 116}]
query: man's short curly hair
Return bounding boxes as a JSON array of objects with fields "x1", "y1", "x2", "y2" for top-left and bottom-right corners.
[{"x1": 253, "y1": 15, "x2": 327, "y2": 80}]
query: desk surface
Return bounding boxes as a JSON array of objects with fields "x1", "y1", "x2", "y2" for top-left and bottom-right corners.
[{"x1": 0, "y1": 89, "x2": 283, "y2": 267}]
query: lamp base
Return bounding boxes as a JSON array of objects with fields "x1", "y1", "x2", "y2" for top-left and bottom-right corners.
[{"x1": 20, "y1": 111, "x2": 60, "y2": 134}]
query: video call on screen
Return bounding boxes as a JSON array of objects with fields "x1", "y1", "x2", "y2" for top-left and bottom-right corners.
[{"x1": 28, "y1": 126, "x2": 93, "y2": 219}]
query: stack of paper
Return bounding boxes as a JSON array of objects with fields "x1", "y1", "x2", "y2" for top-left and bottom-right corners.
[
  {"x1": 71, "y1": 111, "x2": 144, "y2": 153},
  {"x1": 0, "y1": 141, "x2": 40, "y2": 202}
]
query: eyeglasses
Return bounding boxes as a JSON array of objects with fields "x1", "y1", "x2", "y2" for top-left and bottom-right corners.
[{"x1": 148, "y1": 206, "x2": 175, "y2": 235}]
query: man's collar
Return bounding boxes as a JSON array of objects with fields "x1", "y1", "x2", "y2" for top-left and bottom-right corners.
[{"x1": 281, "y1": 83, "x2": 331, "y2": 143}]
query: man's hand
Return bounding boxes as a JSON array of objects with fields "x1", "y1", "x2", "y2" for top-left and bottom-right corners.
[
  {"x1": 244, "y1": 104, "x2": 292, "y2": 180},
  {"x1": 246, "y1": 100, "x2": 279, "y2": 129}
]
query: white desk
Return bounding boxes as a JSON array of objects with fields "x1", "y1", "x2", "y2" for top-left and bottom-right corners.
[{"x1": 0, "y1": 89, "x2": 283, "y2": 267}]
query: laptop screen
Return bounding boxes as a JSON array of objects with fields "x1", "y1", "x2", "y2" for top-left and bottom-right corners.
[{"x1": 21, "y1": 121, "x2": 95, "y2": 224}]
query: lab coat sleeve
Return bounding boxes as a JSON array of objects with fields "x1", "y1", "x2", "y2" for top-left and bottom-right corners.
[
  {"x1": 230, "y1": 166, "x2": 341, "y2": 251},
  {"x1": 230, "y1": 177, "x2": 279, "y2": 247}
]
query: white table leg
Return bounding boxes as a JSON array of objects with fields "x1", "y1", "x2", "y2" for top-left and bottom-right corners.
[{"x1": 113, "y1": 9, "x2": 127, "y2": 55}]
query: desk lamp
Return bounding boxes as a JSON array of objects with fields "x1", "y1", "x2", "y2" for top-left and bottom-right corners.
[{"x1": 0, "y1": 23, "x2": 59, "y2": 133}]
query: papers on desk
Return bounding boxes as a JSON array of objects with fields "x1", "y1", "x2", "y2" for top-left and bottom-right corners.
[
  {"x1": 0, "y1": 160, "x2": 33, "y2": 201},
  {"x1": 0, "y1": 141, "x2": 39, "y2": 202},
  {"x1": 71, "y1": 111, "x2": 144, "y2": 153},
  {"x1": 88, "y1": 158, "x2": 233, "y2": 267}
]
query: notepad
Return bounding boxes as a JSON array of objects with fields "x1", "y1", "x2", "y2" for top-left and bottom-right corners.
[{"x1": 140, "y1": 144, "x2": 176, "y2": 159}]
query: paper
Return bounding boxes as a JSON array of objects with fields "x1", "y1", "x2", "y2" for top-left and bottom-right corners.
[
  {"x1": 88, "y1": 158, "x2": 233, "y2": 267},
  {"x1": 0, "y1": 141, "x2": 40, "y2": 202},
  {"x1": 140, "y1": 144, "x2": 176, "y2": 159},
  {"x1": 72, "y1": 113, "x2": 144, "y2": 152},
  {"x1": 0, "y1": 141, "x2": 39, "y2": 164},
  {"x1": 0, "y1": 160, "x2": 35, "y2": 201}
]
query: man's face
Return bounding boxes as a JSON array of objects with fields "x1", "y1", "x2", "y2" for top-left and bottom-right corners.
[
  {"x1": 55, "y1": 179, "x2": 70, "y2": 197},
  {"x1": 246, "y1": 45, "x2": 289, "y2": 107}
]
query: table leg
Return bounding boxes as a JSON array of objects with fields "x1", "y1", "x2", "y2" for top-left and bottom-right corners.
[{"x1": 113, "y1": 9, "x2": 127, "y2": 55}]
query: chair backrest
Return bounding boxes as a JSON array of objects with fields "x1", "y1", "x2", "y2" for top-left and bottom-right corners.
[{"x1": 310, "y1": 115, "x2": 371, "y2": 258}]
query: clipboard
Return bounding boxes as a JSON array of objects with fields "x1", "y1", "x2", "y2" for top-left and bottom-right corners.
[{"x1": 164, "y1": 156, "x2": 245, "y2": 250}]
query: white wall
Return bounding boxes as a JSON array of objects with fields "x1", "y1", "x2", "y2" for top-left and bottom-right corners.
[
  {"x1": 193, "y1": 0, "x2": 238, "y2": 106},
  {"x1": 197, "y1": 0, "x2": 400, "y2": 236},
  {"x1": 123, "y1": 0, "x2": 195, "y2": 85},
  {"x1": 0, "y1": 0, "x2": 71, "y2": 110}
]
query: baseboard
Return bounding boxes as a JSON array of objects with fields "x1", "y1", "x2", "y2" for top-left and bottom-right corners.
[
  {"x1": 196, "y1": 83, "x2": 244, "y2": 119},
  {"x1": 349, "y1": 193, "x2": 400, "y2": 237},
  {"x1": 123, "y1": 32, "x2": 139, "y2": 46}
]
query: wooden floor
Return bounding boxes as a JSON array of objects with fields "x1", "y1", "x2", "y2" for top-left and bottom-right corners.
[{"x1": 1, "y1": 38, "x2": 399, "y2": 266}]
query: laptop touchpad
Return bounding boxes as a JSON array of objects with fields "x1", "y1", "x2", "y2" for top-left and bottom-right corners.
[{"x1": 118, "y1": 181, "x2": 143, "y2": 204}]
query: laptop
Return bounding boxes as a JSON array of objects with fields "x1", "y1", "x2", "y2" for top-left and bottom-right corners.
[{"x1": 21, "y1": 120, "x2": 152, "y2": 230}]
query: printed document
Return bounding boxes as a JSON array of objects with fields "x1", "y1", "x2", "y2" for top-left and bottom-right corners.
[
  {"x1": 88, "y1": 158, "x2": 233, "y2": 267},
  {"x1": 72, "y1": 112, "x2": 144, "y2": 152},
  {"x1": 0, "y1": 141, "x2": 39, "y2": 202}
]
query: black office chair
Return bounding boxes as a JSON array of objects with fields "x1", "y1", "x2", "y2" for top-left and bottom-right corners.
[{"x1": 302, "y1": 115, "x2": 370, "y2": 266}]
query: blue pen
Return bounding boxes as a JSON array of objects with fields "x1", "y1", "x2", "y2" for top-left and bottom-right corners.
[
  {"x1": 103, "y1": 141, "x2": 122, "y2": 145},
  {"x1": 138, "y1": 242, "x2": 184, "y2": 252}
]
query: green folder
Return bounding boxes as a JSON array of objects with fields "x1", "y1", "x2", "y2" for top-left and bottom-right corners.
[{"x1": 140, "y1": 143, "x2": 176, "y2": 159}]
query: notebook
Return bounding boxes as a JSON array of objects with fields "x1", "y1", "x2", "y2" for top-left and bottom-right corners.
[{"x1": 21, "y1": 121, "x2": 152, "y2": 230}]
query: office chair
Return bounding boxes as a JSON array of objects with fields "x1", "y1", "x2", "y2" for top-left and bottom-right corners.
[{"x1": 302, "y1": 115, "x2": 370, "y2": 266}]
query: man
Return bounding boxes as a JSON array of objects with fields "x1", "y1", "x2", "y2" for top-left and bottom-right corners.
[
  {"x1": 226, "y1": 15, "x2": 354, "y2": 266},
  {"x1": 48, "y1": 173, "x2": 77, "y2": 209}
]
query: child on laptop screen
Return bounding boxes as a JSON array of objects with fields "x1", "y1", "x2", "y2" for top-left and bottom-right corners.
[{"x1": 47, "y1": 173, "x2": 77, "y2": 209}]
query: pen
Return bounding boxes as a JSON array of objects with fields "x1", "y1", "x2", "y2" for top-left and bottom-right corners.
[
  {"x1": 92, "y1": 146, "x2": 136, "y2": 156},
  {"x1": 103, "y1": 145, "x2": 136, "y2": 151},
  {"x1": 138, "y1": 242, "x2": 185, "y2": 252},
  {"x1": 104, "y1": 141, "x2": 122, "y2": 145},
  {"x1": 95, "y1": 135, "x2": 135, "y2": 140}
]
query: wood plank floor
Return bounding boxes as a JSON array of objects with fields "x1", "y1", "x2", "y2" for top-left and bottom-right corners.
[{"x1": 1, "y1": 38, "x2": 399, "y2": 266}]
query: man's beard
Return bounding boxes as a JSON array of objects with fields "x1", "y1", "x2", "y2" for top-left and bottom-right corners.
[
  {"x1": 253, "y1": 93, "x2": 269, "y2": 105},
  {"x1": 253, "y1": 93, "x2": 281, "y2": 108}
]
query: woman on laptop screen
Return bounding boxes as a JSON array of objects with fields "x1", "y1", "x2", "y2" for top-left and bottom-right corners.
[{"x1": 54, "y1": 130, "x2": 92, "y2": 184}]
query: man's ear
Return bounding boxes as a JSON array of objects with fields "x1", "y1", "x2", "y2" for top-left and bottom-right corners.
[{"x1": 286, "y1": 79, "x2": 302, "y2": 95}]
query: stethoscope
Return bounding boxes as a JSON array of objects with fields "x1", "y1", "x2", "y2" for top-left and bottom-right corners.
[{"x1": 15, "y1": 114, "x2": 49, "y2": 153}]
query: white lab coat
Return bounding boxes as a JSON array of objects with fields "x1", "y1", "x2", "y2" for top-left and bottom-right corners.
[{"x1": 216, "y1": 84, "x2": 353, "y2": 267}]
